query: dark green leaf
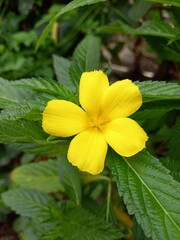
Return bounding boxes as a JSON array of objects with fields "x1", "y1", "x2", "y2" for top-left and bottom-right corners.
[
  {"x1": 146, "y1": 0, "x2": 180, "y2": 7},
  {"x1": 107, "y1": 150, "x2": 180, "y2": 239},
  {"x1": 58, "y1": 156, "x2": 81, "y2": 205},
  {"x1": 169, "y1": 120, "x2": 180, "y2": 161},
  {"x1": 69, "y1": 35, "x2": 101, "y2": 89},
  {"x1": 98, "y1": 20, "x2": 180, "y2": 39},
  {"x1": 160, "y1": 157, "x2": 180, "y2": 182},
  {"x1": 2, "y1": 188, "x2": 55, "y2": 222},
  {"x1": 53, "y1": 55, "x2": 76, "y2": 92},
  {"x1": 11, "y1": 141, "x2": 69, "y2": 157},
  {"x1": 35, "y1": 0, "x2": 107, "y2": 51},
  {"x1": 41, "y1": 205, "x2": 122, "y2": 240},
  {"x1": 0, "y1": 119, "x2": 48, "y2": 143},
  {"x1": 11, "y1": 159, "x2": 64, "y2": 193},
  {"x1": 128, "y1": 0, "x2": 154, "y2": 22}
]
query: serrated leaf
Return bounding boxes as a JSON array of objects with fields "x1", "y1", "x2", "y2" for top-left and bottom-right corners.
[
  {"x1": 107, "y1": 150, "x2": 180, "y2": 240},
  {"x1": 146, "y1": 0, "x2": 180, "y2": 7},
  {"x1": 69, "y1": 35, "x2": 101, "y2": 88},
  {"x1": 169, "y1": 120, "x2": 180, "y2": 161},
  {"x1": 133, "y1": 217, "x2": 151, "y2": 240},
  {"x1": 35, "y1": 0, "x2": 107, "y2": 51},
  {"x1": 53, "y1": 55, "x2": 76, "y2": 92},
  {"x1": 132, "y1": 100, "x2": 180, "y2": 122},
  {"x1": 13, "y1": 78, "x2": 76, "y2": 102},
  {"x1": 41, "y1": 205, "x2": 122, "y2": 240},
  {"x1": 11, "y1": 141, "x2": 69, "y2": 157},
  {"x1": 11, "y1": 159, "x2": 64, "y2": 193},
  {"x1": 0, "y1": 101, "x2": 45, "y2": 121},
  {"x1": 0, "y1": 119, "x2": 48, "y2": 144},
  {"x1": 160, "y1": 157, "x2": 180, "y2": 182},
  {"x1": 2, "y1": 188, "x2": 55, "y2": 222},
  {"x1": 135, "y1": 81, "x2": 180, "y2": 102},
  {"x1": 58, "y1": 156, "x2": 81, "y2": 205},
  {"x1": 0, "y1": 78, "x2": 33, "y2": 108}
]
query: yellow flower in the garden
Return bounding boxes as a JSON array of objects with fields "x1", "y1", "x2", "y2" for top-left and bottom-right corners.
[{"x1": 42, "y1": 71, "x2": 148, "y2": 175}]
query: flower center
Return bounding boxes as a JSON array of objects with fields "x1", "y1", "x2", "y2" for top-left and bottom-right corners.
[{"x1": 90, "y1": 116, "x2": 105, "y2": 130}]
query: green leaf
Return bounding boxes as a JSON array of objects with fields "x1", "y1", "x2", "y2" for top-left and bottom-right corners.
[
  {"x1": 98, "y1": 19, "x2": 180, "y2": 39},
  {"x1": 107, "y1": 150, "x2": 180, "y2": 240},
  {"x1": 13, "y1": 78, "x2": 76, "y2": 101},
  {"x1": 11, "y1": 141, "x2": 69, "y2": 157},
  {"x1": 53, "y1": 55, "x2": 76, "y2": 92},
  {"x1": 41, "y1": 205, "x2": 122, "y2": 240},
  {"x1": 146, "y1": 37, "x2": 180, "y2": 62},
  {"x1": 69, "y1": 35, "x2": 101, "y2": 89},
  {"x1": 0, "y1": 77, "x2": 33, "y2": 108},
  {"x1": 11, "y1": 159, "x2": 64, "y2": 193},
  {"x1": 128, "y1": 0, "x2": 154, "y2": 22},
  {"x1": 58, "y1": 156, "x2": 81, "y2": 205},
  {"x1": 133, "y1": 217, "x2": 151, "y2": 240},
  {"x1": 135, "y1": 81, "x2": 180, "y2": 102},
  {"x1": 0, "y1": 100, "x2": 45, "y2": 121},
  {"x1": 2, "y1": 188, "x2": 55, "y2": 222},
  {"x1": 169, "y1": 120, "x2": 180, "y2": 161},
  {"x1": 160, "y1": 157, "x2": 180, "y2": 182},
  {"x1": 35, "y1": 0, "x2": 107, "y2": 51},
  {"x1": 0, "y1": 119, "x2": 48, "y2": 144},
  {"x1": 146, "y1": 0, "x2": 180, "y2": 7}
]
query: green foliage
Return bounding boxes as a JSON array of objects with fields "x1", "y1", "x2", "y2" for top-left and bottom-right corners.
[
  {"x1": 53, "y1": 55, "x2": 75, "y2": 92},
  {"x1": 107, "y1": 150, "x2": 180, "y2": 240},
  {"x1": 58, "y1": 157, "x2": 81, "y2": 205},
  {"x1": 2, "y1": 188, "x2": 55, "y2": 222},
  {"x1": 35, "y1": 0, "x2": 107, "y2": 51},
  {"x1": 0, "y1": 1, "x2": 180, "y2": 239},
  {"x1": 2, "y1": 188, "x2": 122, "y2": 240},
  {"x1": 69, "y1": 35, "x2": 101, "y2": 89},
  {"x1": 146, "y1": 0, "x2": 180, "y2": 7},
  {"x1": 11, "y1": 159, "x2": 64, "y2": 193},
  {"x1": 135, "y1": 80, "x2": 180, "y2": 102}
]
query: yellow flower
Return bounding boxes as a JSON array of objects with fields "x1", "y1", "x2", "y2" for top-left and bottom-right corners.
[{"x1": 42, "y1": 71, "x2": 148, "y2": 175}]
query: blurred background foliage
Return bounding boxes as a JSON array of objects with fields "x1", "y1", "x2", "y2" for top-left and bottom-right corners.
[
  {"x1": 0, "y1": 0, "x2": 180, "y2": 239},
  {"x1": 0, "y1": 0, "x2": 179, "y2": 80}
]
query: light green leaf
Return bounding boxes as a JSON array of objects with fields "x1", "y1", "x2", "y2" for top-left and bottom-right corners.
[
  {"x1": 107, "y1": 150, "x2": 180, "y2": 240},
  {"x1": 145, "y1": 0, "x2": 180, "y2": 7},
  {"x1": 135, "y1": 80, "x2": 180, "y2": 102},
  {"x1": 41, "y1": 205, "x2": 122, "y2": 240},
  {"x1": 58, "y1": 156, "x2": 81, "y2": 205},
  {"x1": 2, "y1": 188, "x2": 55, "y2": 222},
  {"x1": 0, "y1": 78, "x2": 33, "y2": 108},
  {"x1": 69, "y1": 35, "x2": 101, "y2": 88},
  {"x1": 0, "y1": 101, "x2": 45, "y2": 121},
  {"x1": 13, "y1": 78, "x2": 75, "y2": 101},
  {"x1": 11, "y1": 141, "x2": 69, "y2": 157},
  {"x1": 35, "y1": 0, "x2": 107, "y2": 51},
  {"x1": 11, "y1": 159, "x2": 64, "y2": 193},
  {"x1": 0, "y1": 119, "x2": 47, "y2": 144},
  {"x1": 53, "y1": 55, "x2": 76, "y2": 92}
]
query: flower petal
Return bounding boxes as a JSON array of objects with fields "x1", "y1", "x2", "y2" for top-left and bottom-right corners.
[
  {"x1": 42, "y1": 100, "x2": 91, "y2": 137},
  {"x1": 68, "y1": 128, "x2": 108, "y2": 175},
  {"x1": 79, "y1": 71, "x2": 109, "y2": 120},
  {"x1": 100, "y1": 80, "x2": 142, "y2": 121},
  {"x1": 101, "y1": 118, "x2": 148, "y2": 157}
]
